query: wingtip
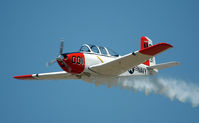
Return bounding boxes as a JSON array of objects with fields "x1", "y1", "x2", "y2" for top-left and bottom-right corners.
[
  {"x1": 174, "y1": 61, "x2": 181, "y2": 65},
  {"x1": 13, "y1": 74, "x2": 34, "y2": 80},
  {"x1": 139, "y1": 43, "x2": 173, "y2": 56},
  {"x1": 165, "y1": 43, "x2": 173, "y2": 48}
]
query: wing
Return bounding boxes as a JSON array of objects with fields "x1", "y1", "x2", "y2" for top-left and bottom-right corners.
[
  {"x1": 13, "y1": 71, "x2": 79, "y2": 80},
  {"x1": 89, "y1": 43, "x2": 173, "y2": 76}
]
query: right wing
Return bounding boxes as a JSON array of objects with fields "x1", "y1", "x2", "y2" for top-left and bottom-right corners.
[
  {"x1": 13, "y1": 71, "x2": 79, "y2": 80},
  {"x1": 89, "y1": 43, "x2": 173, "y2": 76}
]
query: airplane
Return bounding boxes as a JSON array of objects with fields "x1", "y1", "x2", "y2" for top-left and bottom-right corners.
[{"x1": 13, "y1": 36, "x2": 180, "y2": 85}]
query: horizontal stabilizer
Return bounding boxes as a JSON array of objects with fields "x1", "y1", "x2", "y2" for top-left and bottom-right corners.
[{"x1": 147, "y1": 61, "x2": 180, "y2": 70}]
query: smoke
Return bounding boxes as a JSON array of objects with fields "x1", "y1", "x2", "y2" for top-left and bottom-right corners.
[{"x1": 88, "y1": 76, "x2": 199, "y2": 107}]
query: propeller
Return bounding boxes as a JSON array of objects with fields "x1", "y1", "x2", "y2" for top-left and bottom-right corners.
[
  {"x1": 59, "y1": 39, "x2": 64, "y2": 55},
  {"x1": 46, "y1": 39, "x2": 71, "y2": 72},
  {"x1": 46, "y1": 59, "x2": 57, "y2": 67}
]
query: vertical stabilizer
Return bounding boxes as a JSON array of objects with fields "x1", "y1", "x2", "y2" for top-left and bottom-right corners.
[{"x1": 140, "y1": 36, "x2": 156, "y2": 66}]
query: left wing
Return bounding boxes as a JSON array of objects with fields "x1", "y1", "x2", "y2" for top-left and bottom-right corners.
[
  {"x1": 89, "y1": 43, "x2": 173, "y2": 76},
  {"x1": 13, "y1": 71, "x2": 79, "y2": 80}
]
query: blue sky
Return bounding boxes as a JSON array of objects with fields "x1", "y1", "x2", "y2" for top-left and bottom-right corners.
[{"x1": 1, "y1": 0, "x2": 199, "y2": 123}]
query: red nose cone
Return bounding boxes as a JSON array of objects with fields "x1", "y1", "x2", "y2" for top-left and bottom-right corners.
[{"x1": 57, "y1": 52, "x2": 85, "y2": 74}]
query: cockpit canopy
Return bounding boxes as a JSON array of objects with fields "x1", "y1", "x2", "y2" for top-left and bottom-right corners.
[{"x1": 79, "y1": 44, "x2": 119, "y2": 57}]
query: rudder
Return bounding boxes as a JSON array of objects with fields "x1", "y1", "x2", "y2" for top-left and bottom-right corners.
[{"x1": 140, "y1": 36, "x2": 156, "y2": 66}]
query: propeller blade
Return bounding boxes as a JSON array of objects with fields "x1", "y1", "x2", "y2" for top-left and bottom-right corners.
[
  {"x1": 59, "y1": 39, "x2": 64, "y2": 55},
  {"x1": 56, "y1": 55, "x2": 71, "y2": 71},
  {"x1": 46, "y1": 59, "x2": 57, "y2": 67},
  {"x1": 61, "y1": 59, "x2": 71, "y2": 72},
  {"x1": 46, "y1": 38, "x2": 65, "y2": 68}
]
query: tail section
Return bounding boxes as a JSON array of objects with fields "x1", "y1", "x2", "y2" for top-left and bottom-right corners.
[
  {"x1": 145, "y1": 61, "x2": 180, "y2": 75},
  {"x1": 141, "y1": 36, "x2": 156, "y2": 66},
  {"x1": 147, "y1": 61, "x2": 180, "y2": 70},
  {"x1": 140, "y1": 36, "x2": 180, "y2": 75}
]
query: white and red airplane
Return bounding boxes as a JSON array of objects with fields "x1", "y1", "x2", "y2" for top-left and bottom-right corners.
[{"x1": 14, "y1": 36, "x2": 179, "y2": 83}]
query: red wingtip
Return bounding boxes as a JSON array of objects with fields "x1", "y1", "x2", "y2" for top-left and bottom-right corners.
[
  {"x1": 139, "y1": 43, "x2": 173, "y2": 56},
  {"x1": 13, "y1": 74, "x2": 34, "y2": 80}
]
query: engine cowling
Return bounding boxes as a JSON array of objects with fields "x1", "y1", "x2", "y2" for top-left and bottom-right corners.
[{"x1": 57, "y1": 52, "x2": 85, "y2": 74}]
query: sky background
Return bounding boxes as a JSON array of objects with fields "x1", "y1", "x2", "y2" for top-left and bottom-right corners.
[{"x1": 1, "y1": 0, "x2": 199, "y2": 123}]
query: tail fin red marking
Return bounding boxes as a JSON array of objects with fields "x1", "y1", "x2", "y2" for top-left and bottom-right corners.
[{"x1": 141, "y1": 36, "x2": 150, "y2": 66}]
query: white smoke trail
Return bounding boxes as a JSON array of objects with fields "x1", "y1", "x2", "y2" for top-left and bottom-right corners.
[{"x1": 88, "y1": 76, "x2": 199, "y2": 107}]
